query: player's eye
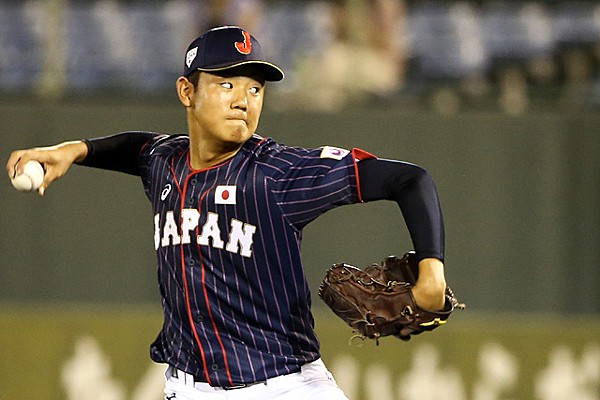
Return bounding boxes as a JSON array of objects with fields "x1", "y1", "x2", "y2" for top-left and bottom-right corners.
[
  {"x1": 220, "y1": 82, "x2": 233, "y2": 89},
  {"x1": 249, "y1": 86, "x2": 261, "y2": 95}
]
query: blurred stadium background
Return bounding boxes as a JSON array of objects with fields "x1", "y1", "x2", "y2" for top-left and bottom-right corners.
[{"x1": 1, "y1": 0, "x2": 599, "y2": 399}]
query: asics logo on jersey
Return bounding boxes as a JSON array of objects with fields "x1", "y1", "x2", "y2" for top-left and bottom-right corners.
[
  {"x1": 154, "y1": 210, "x2": 256, "y2": 257},
  {"x1": 161, "y1": 184, "x2": 172, "y2": 201}
]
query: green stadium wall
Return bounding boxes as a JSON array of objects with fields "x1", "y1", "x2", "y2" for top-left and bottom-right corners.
[{"x1": 1, "y1": 98, "x2": 599, "y2": 313}]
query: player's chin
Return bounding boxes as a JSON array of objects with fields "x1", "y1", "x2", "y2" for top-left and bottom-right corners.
[{"x1": 226, "y1": 126, "x2": 254, "y2": 143}]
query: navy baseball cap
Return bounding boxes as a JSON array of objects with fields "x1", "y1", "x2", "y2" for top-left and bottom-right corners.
[{"x1": 183, "y1": 26, "x2": 284, "y2": 81}]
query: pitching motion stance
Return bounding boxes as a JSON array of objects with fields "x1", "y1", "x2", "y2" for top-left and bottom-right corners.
[{"x1": 7, "y1": 26, "x2": 452, "y2": 399}]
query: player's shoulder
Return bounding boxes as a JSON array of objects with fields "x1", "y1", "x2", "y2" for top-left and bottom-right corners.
[
  {"x1": 143, "y1": 133, "x2": 189, "y2": 158},
  {"x1": 246, "y1": 134, "x2": 357, "y2": 176},
  {"x1": 254, "y1": 135, "x2": 353, "y2": 162},
  {"x1": 246, "y1": 134, "x2": 311, "y2": 164}
]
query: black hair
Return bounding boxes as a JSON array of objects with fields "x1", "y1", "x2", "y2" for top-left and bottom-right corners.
[{"x1": 187, "y1": 70, "x2": 200, "y2": 87}]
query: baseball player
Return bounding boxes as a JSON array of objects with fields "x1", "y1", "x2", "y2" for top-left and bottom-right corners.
[{"x1": 7, "y1": 26, "x2": 447, "y2": 399}]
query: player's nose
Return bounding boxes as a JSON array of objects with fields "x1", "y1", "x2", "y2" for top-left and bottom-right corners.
[{"x1": 231, "y1": 89, "x2": 248, "y2": 111}]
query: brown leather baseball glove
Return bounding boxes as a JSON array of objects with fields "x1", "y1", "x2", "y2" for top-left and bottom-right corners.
[{"x1": 318, "y1": 252, "x2": 463, "y2": 343}]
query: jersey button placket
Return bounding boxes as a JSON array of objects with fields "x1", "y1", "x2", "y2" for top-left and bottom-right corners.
[
  {"x1": 186, "y1": 195, "x2": 195, "y2": 207},
  {"x1": 187, "y1": 177, "x2": 198, "y2": 207}
]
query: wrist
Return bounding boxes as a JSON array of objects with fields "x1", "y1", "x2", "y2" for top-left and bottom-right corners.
[{"x1": 59, "y1": 140, "x2": 89, "y2": 164}]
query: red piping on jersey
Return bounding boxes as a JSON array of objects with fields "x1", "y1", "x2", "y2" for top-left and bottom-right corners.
[
  {"x1": 197, "y1": 236, "x2": 235, "y2": 386},
  {"x1": 170, "y1": 161, "x2": 183, "y2": 196},
  {"x1": 184, "y1": 136, "x2": 268, "y2": 173},
  {"x1": 351, "y1": 148, "x2": 376, "y2": 203},
  {"x1": 180, "y1": 177, "x2": 234, "y2": 386},
  {"x1": 179, "y1": 234, "x2": 212, "y2": 385},
  {"x1": 179, "y1": 177, "x2": 212, "y2": 385},
  {"x1": 196, "y1": 182, "x2": 235, "y2": 385}
]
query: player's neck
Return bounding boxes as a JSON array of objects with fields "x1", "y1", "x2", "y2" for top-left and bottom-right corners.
[{"x1": 188, "y1": 137, "x2": 242, "y2": 170}]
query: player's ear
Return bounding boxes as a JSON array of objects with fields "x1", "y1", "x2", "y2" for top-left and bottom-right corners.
[{"x1": 176, "y1": 76, "x2": 194, "y2": 107}]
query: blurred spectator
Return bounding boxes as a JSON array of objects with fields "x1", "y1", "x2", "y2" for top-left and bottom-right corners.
[
  {"x1": 289, "y1": 0, "x2": 407, "y2": 111},
  {"x1": 189, "y1": 0, "x2": 264, "y2": 38}
]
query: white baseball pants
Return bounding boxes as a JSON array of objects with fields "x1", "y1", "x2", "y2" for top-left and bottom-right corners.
[{"x1": 164, "y1": 358, "x2": 349, "y2": 400}]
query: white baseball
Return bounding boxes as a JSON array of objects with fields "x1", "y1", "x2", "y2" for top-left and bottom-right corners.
[{"x1": 11, "y1": 160, "x2": 45, "y2": 192}]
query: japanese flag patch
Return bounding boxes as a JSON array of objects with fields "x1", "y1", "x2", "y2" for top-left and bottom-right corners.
[
  {"x1": 320, "y1": 146, "x2": 349, "y2": 160},
  {"x1": 215, "y1": 185, "x2": 236, "y2": 205}
]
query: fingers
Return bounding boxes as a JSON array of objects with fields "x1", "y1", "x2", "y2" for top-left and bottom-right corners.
[
  {"x1": 37, "y1": 165, "x2": 62, "y2": 196},
  {"x1": 7, "y1": 148, "x2": 49, "y2": 176},
  {"x1": 6, "y1": 149, "x2": 27, "y2": 178},
  {"x1": 7, "y1": 148, "x2": 59, "y2": 196}
]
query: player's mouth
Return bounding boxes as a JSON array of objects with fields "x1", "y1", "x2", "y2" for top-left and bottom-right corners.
[{"x1": 226, "y1": 116, "x2": 248, "y2": 126}]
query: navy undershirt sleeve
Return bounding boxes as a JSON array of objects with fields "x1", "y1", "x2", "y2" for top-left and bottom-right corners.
[
  {"x1": 77, "y1": 131, "x2": 158, "y2": 176},
  {"x1": 358, "y1": 158, "x2": 445, "y2": 262}
]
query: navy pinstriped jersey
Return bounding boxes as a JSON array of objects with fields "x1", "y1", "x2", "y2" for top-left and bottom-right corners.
[{"x1": 138, "y1": 133, "x2": 374, "y2": 386}]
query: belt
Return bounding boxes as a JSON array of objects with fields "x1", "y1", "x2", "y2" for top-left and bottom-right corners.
[{"x1": 169, "y1": 366, "x2": 266, "y2": 390}]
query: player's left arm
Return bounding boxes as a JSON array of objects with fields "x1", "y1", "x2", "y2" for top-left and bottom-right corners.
[{"x1": 357, "y1": 158, "x2": 446, "y2": 310}]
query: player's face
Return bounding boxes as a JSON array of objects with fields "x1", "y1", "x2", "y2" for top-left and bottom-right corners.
[{"x1": 189, "y1": 69, "x2": 265, "y2": 146}]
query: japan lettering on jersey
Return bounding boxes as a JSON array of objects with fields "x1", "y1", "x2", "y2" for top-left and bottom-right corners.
[{"x1": 137, "y1": 133, "x2": 374, "y2": 387}]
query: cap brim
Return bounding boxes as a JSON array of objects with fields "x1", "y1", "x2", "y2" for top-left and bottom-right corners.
[{"x1": 197, "y1": 61, "x2": 284, "y2": 82}]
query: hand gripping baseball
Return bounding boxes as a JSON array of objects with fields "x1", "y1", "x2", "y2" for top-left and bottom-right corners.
[
  {"x1": 319, "y1": 252, "x2": 464, "y2": 343},
  {"x1": 7, "y1": 141, "x2": 88, "y2": 195}
]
